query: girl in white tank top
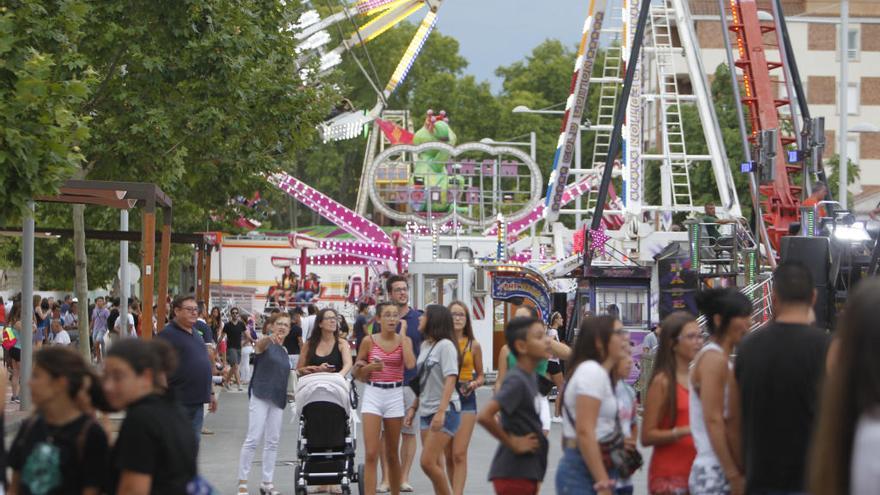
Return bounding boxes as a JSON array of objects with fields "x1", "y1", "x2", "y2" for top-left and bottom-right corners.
[{"x1": 689, "y1": 288, "x2": 753, "y2": 495}]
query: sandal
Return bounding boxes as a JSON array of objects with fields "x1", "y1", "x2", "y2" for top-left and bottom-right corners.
[
  {"x1": 377, "y1": 482, "x2": 390, "y2": 493},
  {"x1": 400, "y1": 482, "x2": 414, "y2": 492}
]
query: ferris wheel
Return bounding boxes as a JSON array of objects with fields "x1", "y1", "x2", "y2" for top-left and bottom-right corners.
[{"x1": 293, "y1": 0, "x2": 444, "y2": 141}]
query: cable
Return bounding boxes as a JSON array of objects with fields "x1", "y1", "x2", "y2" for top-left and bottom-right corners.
[{"x1": 336, "y1": 0, "x2": 389, "y2": 107}]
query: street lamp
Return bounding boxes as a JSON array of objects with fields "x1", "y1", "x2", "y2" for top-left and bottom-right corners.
[
  {"x1": 849, "y1": 123, "x2": 880, "y2": 133},
  {"x1": 479, "y1": 136, "x2": 536, "y2": 162},
  {"x1": 512, "y1": 105, "x2": 565, "y2": 115}
]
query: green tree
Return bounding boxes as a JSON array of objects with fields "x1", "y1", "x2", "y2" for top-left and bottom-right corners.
[
  {"x1": 825, "y1": 154, "x2": 860, "y2": 207},
  {"x1": 0, "y1": 1, "x2": 94, "y2": 222},
  {"x1": 1, "y1": 0, "x2": 337, "y2": 294}
]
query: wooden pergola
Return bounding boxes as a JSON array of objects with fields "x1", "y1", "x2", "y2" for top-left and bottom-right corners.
[{"x1": 33, "y1": 180, "x2": 174, "y2": 338}]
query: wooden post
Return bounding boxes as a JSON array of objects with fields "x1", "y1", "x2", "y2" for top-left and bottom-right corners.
[
  {"x1": 203, "y1": 245, "x2": 212, "y2": 309},
  {"x1": 141, "y1": 208, "x2": 156, "y2": 339},
  {"x1": 156, "y1": 208, "x2": 172, "y2": 328}
]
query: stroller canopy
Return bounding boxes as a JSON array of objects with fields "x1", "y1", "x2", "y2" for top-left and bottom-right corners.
[{"x1": 295, "y1": 373, "x2": 351, "y2": 417}]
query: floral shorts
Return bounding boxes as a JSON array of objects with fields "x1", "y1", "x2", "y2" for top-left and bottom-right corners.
[
  {"x1": 689, "y1": 462, "x2": 730, "y2": 495},
  {"x1": 649, "y1": 475, "x2": 690, "y2": 495}
]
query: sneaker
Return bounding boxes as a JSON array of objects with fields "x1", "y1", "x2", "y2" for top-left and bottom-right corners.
[
  {"x1": 400, "y1": 482, "x2": 414, "y2": 492},
  {"x1": 551, "y1": 415, "x2": 563, "y2": 424}
]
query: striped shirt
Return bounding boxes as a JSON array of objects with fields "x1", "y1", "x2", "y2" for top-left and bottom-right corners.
[{"x1": 367, "y1": 339, "x2": 404, "y2": 383}]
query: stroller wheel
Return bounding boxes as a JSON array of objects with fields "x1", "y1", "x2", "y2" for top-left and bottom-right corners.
[
  {"x1": 293, "y1": 466, "x2": 306, "y2": 495},
  {"x1": 357, "y1": 464, "x2": 365, "y2": 494}
]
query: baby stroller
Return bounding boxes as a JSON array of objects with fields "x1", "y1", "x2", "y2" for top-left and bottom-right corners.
[{"x1": 294, "y1": 373, "x2": 363, "y2": 494}]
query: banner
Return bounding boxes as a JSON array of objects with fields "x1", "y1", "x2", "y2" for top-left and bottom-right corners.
[
  {"x1": 376, "y1": 118, "x2": 414, "y2": 145},
  {"x1": 656, "y1": 243, "x2": 699, "y2": 319},
  {"x1": 491, "y1": 275, "x2": 551, "y2": 322}
]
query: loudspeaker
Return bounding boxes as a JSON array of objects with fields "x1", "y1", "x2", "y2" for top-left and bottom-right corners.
[{"x1": 780, "y1": 236, "x2": 832, "y2": 327}]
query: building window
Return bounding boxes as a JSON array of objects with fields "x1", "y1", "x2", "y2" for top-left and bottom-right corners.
[
  {"x1": 839, "y1": 26, "x2": 860, "y2": 61},
  {"x1": 846, "y1": 136, "x2": 859, "y2": 166},
  {"x1": 839, "y1": 82, "x2": 860, "y2": 115}
]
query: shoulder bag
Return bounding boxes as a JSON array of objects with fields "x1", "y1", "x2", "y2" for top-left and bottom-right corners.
[
  {"x1": 408, "y1": 343, "x2": 437, "y2": 397},
  {"x1": 563, "y1": 393, "x2": 643, "y2": 478}
]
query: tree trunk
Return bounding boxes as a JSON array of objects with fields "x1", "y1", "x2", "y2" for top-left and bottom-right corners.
[{"x1": 73, "y1": 202, "x2": 91, "y2": 360}]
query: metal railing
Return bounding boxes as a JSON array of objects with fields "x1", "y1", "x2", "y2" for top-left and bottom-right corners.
[{"x1": 695, "y1": 275, "x2": 774, "y2": 332}]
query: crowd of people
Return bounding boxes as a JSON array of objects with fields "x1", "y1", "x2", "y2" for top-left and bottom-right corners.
[{"x1": 4, "y1": 257, "x2": 880, "y2": 494}]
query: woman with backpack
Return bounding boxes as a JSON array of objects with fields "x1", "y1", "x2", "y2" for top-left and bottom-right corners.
[
  {"x1": 8, "y1": 347, "x2": 110, "y2": 495},
  {"x1": 403, "y1": 304, "x2": 460, "y2": 495},
  {"x1": 103, "y1": 339, "x2": 199, "y2": 494}
]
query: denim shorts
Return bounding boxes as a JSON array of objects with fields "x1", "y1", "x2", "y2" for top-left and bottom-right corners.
[
  {"x1": 419, "y1": 407, "x2": 461, "y2": 436},
  {"x1": 556, "y1": 446, "x2": 619, "y2": 495},
  {"x1": 458, "y1": 383, "x2": 477, "y2": 413}
]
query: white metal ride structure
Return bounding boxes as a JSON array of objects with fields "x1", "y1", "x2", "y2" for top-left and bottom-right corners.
[
  {"x1": 293, "y1": 0, "x2": 443, "y2": 141},
  {"x1": 483, "y1": 0, "x2": 740, "y2": 267}
]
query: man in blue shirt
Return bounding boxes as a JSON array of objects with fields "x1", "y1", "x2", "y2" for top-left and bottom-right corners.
[
  {"x1": 387, "y1": 274, "x2": 423, "y2": 492},
  {"x1": 158, "y1": 295, "x2": 216, "y2": 448}
]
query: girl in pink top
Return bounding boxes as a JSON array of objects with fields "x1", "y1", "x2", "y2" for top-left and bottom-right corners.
[{"x1": 354, "y1": 302, "x2": 416, "y2": 495}]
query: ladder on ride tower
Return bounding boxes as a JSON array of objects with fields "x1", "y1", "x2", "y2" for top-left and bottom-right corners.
[
  {"x1": 724, "y1": 0, "x2": 801, "y2": 248},
  {"x1": 355, "y1": 110, "x2": 412, "y2": 215},
  {"x1": 651, "y1": 0, "x2": 693, "y2": 208},
  {"x1": 586, "y1": 0, "x2": 624, "y2": 213}
]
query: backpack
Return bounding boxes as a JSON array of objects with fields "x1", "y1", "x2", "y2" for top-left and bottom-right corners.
[{"x1": 2, "y1": 326, "x2": 17, "y2": 350}]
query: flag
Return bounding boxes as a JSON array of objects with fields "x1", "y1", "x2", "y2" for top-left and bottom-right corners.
[{"x1": 376, "y1": 118, "x2": 414, "y2": 145}]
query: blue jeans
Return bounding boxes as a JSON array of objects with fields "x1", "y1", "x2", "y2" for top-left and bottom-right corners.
[
  {"x1": 556, "y1": 447, "x2": 619, "y2": 495},
  {"x1": 183, "y1": 403, "x2": 205, "y2": 450},
  {"x1": 419, "y1": 408, "x2": 461, "y2": 436}
]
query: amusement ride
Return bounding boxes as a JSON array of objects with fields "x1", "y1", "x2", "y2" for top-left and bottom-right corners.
[{"x1": 208, "y1": 0, "x2": 875, "y2": 368}]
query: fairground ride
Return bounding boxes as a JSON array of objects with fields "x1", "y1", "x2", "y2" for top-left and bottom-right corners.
[{"x1": 293, "y1": 0, "x2": 444, "y2": 141}]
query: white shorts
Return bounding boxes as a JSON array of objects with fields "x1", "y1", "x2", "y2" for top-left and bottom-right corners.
[
  {"x1": 539, "y1": 395, "x2": 551, "y2": 433},
  {"x1": 361, "y1": 385, "x2": 405, "y2": 419}
]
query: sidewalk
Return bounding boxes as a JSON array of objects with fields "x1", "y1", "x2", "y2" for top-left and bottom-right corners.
[{"x1": 4, "y1": 388, "x2": 30, "y2": 440}]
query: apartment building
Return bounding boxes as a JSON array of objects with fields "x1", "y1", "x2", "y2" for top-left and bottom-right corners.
[{"x1": 663, "y1": 0, "x2": 880, "y2": 212}]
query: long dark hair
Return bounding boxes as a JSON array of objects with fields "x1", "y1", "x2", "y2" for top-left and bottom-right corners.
[
  {"x1": 34, "y1": 347, "x2": 92, "y2": 400},
  {"x1": 209, "y1": 306, "x2": 221, "y2": 328},
  {"x1": 650, "y1": 311, "x2": 697, "y2": 425},
  {"x1": 565, "y1": 315, "x2": 617, "y2": 381},
  {"x1": 448, "y1": 300, "x2": 475, "y2": 343},
  {"x1": 809, "y1": 279, "x2": 880, "y2": 494},
  {"x1": 423, "y1": 304, "x2": 460, "y2": 370},
  {"x1": 303, "y1": 308, "x2": 339, "y2": 363},
  {"x1": 695, "y1": 288, "x2": 752, "y2": 337}
]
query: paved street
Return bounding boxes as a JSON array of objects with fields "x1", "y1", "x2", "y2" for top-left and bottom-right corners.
[{"x1": 200, "y1": 386, "x2": 651, "y2": 494}]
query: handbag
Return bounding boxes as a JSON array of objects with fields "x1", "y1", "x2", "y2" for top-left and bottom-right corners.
[
  {"x1": 598, "y1": 417, "x2": 643, "y2": 478},
  {"x1": 408, "y1": 343, "x2": 437, "y2": 397},
  {"x1": 563, "y1": 397, "x2": 643, "y2": 479}
]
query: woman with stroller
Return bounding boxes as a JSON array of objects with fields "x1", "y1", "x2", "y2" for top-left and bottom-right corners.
[
  {"x1": 404, "y1": 305, "x2": 460, "y2": 495},
  {"x1": 297, "y1": 308, "x2": 353, "y2": 377},
  {"x1": 235, "y1": 312, "x2": 292, "y2": 495},
  {"x1": 354, "y1": 302, "x2": 416, "y2": 495}
]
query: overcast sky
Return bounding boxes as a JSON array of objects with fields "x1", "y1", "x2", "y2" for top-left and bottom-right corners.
[{"x1": 431, "y1": 0, "x2": 591, "y2": 93}]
